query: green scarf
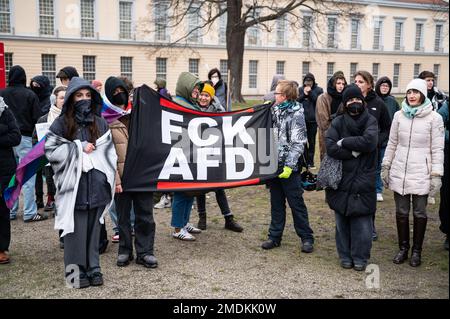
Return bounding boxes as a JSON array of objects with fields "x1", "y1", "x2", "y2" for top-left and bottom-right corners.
[{"x1": 401, "y1": 98, "x2": 431, "y2": 119}]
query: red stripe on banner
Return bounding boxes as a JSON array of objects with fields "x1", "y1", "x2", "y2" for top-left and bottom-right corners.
[
  {"x1": 160, "y1": 98, "x2": 254, "y2": 116},
  {"x1": 157, "y1": 178, "x2": 261, "y2": 190}
]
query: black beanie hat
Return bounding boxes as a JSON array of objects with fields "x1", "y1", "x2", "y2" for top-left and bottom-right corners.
[{"x1": 342, "y1": 83, "x2": 365, "y2": 105}]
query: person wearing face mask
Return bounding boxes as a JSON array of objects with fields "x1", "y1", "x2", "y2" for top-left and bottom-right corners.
[
  {"x1": 325, "y1": 84, "x2": 378, "y2": 271},
  {"x1": 207, "y1": 68, "x2": 228, "y2": 110},
  {"x1": 45, "y1": 77, "x2": 117, "y2": 288},
  {"x1": 382, "y1": 79, "x2": 444, "y2": 267}
]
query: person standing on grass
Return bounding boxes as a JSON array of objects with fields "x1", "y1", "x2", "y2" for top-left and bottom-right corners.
[
  {"x1": 325, "y1": 84, "x2": 378, "y2": 271},
  {"x1": 261, "y1": 80, "x2": 315, "y2": 253},
  {"x1": 0, "y1": 97, "x2": 21, "y2": 264},
  {"x1": 382, "y1": 79, "x2": 444, "y2": 267}
]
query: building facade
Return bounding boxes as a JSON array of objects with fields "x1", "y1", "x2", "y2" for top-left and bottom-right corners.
[{"x1": 1, "y1": 0, "x2": 448, "y2": 97}]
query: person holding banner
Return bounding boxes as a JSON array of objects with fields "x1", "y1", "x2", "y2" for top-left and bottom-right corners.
[
  {"x1": 45, "y1": 77, "x2": 117, "y2": 288},
  {"x1": 261, "y1": 80, "x2": 315, "y2": 253},
  {"x1": 0, "y1": 97, "x2": 21, "y2": 264},
  {"x1": 195, "y1": 82, "x2": 243, "y2": 232}
]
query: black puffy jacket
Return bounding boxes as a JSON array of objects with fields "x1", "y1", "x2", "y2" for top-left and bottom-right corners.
[
  {"x1": 325, "y1": 109, "x2": 378, "y2": 217},
  {"x1": 0, "y1": 108, "x2": 21, "y2": 183}
]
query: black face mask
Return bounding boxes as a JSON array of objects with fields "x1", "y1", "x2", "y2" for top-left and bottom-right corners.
[
  {"x1": 31, "y1": 86, "x2": 44, "y2": 95},
  {"x1": 73, "y1": 99, "x2": 93, "y2": 124},
  {"x1": 112, "y1": 92, "x2": 128, "y2": 106},
  {"x1": 347, "y1": 102, "x2": 364, "y2": 116}
]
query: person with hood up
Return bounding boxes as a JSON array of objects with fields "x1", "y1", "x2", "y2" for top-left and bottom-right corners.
[
  {"x1": 382, "y1": 79, "x2": 444, "y2": 267},
  {"x1": 56, "y1": 66, "x2": 79, "y2": 86},
  {"x1": 0, "y1": 65, "x2": 42, "y2": 222},
  {"x1": 354, "y1": 70, "x2": 391, "y2": 241},
  {"x1": 316, "y1": 71, "x2": 347, "y2": 161},
  {"x1": 45, "y1": 77, "x2": 117, "y2": 288},
  {"x1": 207, "y1": 68, "x2": 228, "y2": 109},
  {"x1": 325, "y1": 84, "x2": 379, "y2": 271},
  {"x1": 418, "y1": 70, "x2": 448, "y2": 111},
  {"x1": 171, "y1": 72, "x2": 203, "y2": 241},
  {"x1": 194, "y1": 82, "x2": 243, "y2": 232},
  {"x1": 297, "y1": 73, "x2": 324, "y2": 168},
  {"x1": 154, "y1": 78, "x2": 172, "y2": 100},
  {"x1": 261, "y1": 80, "x2": 315, "y2": 253},
  {"x1": 375, "y1": 76, "x2": 400, "y2": 120},
  {"x1": 263, "y1": 75, "x2": 286, "y2": 103},
  {"x1": 0, "y1": 97, "x2": 21, "y2": 264},
  {"x1": 30, "y1": 75, "x2": 54, "y2": 210}
]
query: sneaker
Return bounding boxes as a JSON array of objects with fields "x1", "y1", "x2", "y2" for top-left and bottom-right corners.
[
  {"x1": 117, "y1": 254, "x2": 134, "y2": 267},
  {"x1": 185, "y1": 223, "x2": 202, "y2": 234},
  {"x1": 301, "y1": 241, "x2": 314, "y2": 253},
  {"x1": 376, "y1": 193, "x2": 384, "y2": 202},
  {"x1": 428, "y1": 197, "x2": 435, "y2": 205},
  {"x1": 172, "y1": 228, "x2": 195, "y2": 241},
  {"x1": 111, "y1": 233, "x2": 119, "y2": 243},
  {"x1": 88, "y1": 272, "x2": 104, "y2": 286},
  {"x1": 340, "y1": 261, "x2": 353, "y2": 269},
  {"x1": 154, "y1": 194, "x2": 171, "y2": 209},
  {"x1": 261, "y1": 239, "x2": 280, "y2": 250},
  {"x1": 44, "y1": 201, "x2": 55, "y2": 211},
  {"x1": 24, "y1": 213, "x2": 48, "y2": 223},
  {"x1": 9, "y1": 215, "x2": 16, "y2": 221},
  {"x1": 136, "y1": 254, "x2": 158, "y2": 268},
  {"x1": 353, "y1": 264, "x2": 366, "y2": 271},
  {"x1": 66, "y1": 272, "x2": 90, "y2": 289}
]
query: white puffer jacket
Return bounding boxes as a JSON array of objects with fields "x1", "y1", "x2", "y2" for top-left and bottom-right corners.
[{"x1": 382, "y1": 100, "x2": 444, "y2": 196}]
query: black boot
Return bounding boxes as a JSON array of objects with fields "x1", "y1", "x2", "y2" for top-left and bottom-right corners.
[
  {"x1": 224, "y1": 215, "x2": 243, "y2": 232},
  {"x1": 198, "y1": 212, "x2": 207, "y2": 230},
  {"x1": 393, "y1": 216, "x2": 410, "y2": 264},
  {"x1": 410, "y1": 217, "x2": 427, "y2": 267}
]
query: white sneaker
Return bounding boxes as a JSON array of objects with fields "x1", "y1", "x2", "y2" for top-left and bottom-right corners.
[
  {"x1": 154, "y1": 195, "x2": 171, "y2": 209},
  {"x1": 185, "y1": 223, "x2": 202, "y2": 234},
  {"x1": 376, "y1": 193, "x2": 384, "y2": 202},
  {"x1": 428, "y1": 197, "x2": 435, "y2": 205},
  {"x1": 172, "y1": 228, "x2": 195, "y2": 241}
]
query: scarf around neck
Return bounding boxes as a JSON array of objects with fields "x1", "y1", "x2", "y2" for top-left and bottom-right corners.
[{"x1": 47, "y1": 104, "x2": 62, "y2": 125}]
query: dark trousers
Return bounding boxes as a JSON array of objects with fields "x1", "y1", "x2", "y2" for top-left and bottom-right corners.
[
  {"x1": 35, "y1": 169, "x2": 43, "y2": 200},
  {"x1": 63, "y1": 206, "x2": 104, "y2": 276},
  {"x1": 305, "y1": 122, "x2": 317, "y2": 166},
  {"x1": 35, "y1": 167, "x2": 56, "y2": 201},
  {"x1": 335, "y1": 213, "x2": 373, "y2": 266},
  {"x1": 394, "y1": 192, "x2": 428, "y2": 219},
  {"x1": 439, "y1": 143, "x2": 449, "y2": 235},
  {"x1": 196, "y1": 189, "x2": 231, "y2": 216},
  {"x1": 268, "y1": 172, "x2": 314, "y2": 243},
  {"x1": 115, "y1": 192, "x2": 155, "y2": 257},
  {"x1": 0, "y1": 177, "x2": 12, "y2": 252}
]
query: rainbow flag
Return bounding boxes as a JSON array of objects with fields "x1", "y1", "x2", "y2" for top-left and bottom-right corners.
[
  {"x1": 101, "y1": 97, "x2": 130, "y2": 124},
  {"x1": 3, "y1": 138, "x2": 48, "y2": 209}
]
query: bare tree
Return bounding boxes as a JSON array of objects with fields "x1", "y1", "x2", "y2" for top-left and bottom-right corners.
[{"x1": 141, "y1": 1, "x2": 359, "y2": 102}]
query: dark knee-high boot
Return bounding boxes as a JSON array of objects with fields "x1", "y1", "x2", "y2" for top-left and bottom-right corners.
[
  {"x1": 393, "y1": 216, "x2": 410, "y2": 264},
  {"x1": 410, "y1": 217, "x2": 427, "y2": 267}
]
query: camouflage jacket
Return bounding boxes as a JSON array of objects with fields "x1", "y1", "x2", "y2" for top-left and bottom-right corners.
[{"x1": 272, "y1": 101, "x2": 307, "y2": 171}]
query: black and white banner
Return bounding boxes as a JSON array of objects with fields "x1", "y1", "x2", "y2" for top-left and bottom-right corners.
[{"x1": 121, "y1": 85, "x2": 278, "y2": 192}]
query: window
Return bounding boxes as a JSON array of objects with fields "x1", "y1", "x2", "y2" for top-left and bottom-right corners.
[
  {"x1": 302, "y1": 61, "x2": 310, "y2": 78},
  {"x1": 120, "y1": 56, "x2": 133, "y2": 80},
  {"x1": 247, "y1": 9, "x2": 260, "y2": 46},
  {"x1": 4, "y1": 52, "x2": 12, "y2": 79},
  {"x1": 433, "y1": 64, "x2": 440, "y2": 87},
  {"x1": 39, "y1": 0, "x2": 54, "y2": 36},
  {"x1": 0, "y1": 0, "x2": 11, "y2": 33},
  {"x1": 220, "y1": 59, "x2": 228, "y2": 84},
  {"x1": 393, "y1": 63, "x2": 400, "y2": 88},
  {"x1": 156, "y1": 57, "x2": 167, "y2": 80},
  {"x1": 81, "y1": 0, "x2": 95, "y2": 38},
  {"x1": 327, "y1": 62, "x2": 334, "y2": 81},
  {"x1": 350, "y1": 19, "x2": 360, "y2": 49},
  {"x1": 350, "y1": 63, "x2": 358, "y2": 79},
  {"x1": 327, "y1": 17, "x2": 337, "y2": 48},
  {"x1": 414, "y1": 23, "x2": 423, "y2": 51},
  {"x1": 155, "y1": 1, "x2": 168, "y2": 41},
  {"x1": 413, "y1": 64, "x2": 421, "y2": 79},
  {"x1": 276, "y1": 15, "x2": 287, "y2": 47},
  {"x1": 302, "y1": 15, "x2": 312, "y2": 48},
  {"x1": 249, "y1": 60, "x2": 258, "y2": 89},
  {"x1": 373, "y1": 19, "x2": 383, "y2": 50},
  {"x1": 189, "y1": 58, "x2": 199, "y2": 76},
  {"x1": 83, "y1": 55, "x2": 96, "y2": 81},
  {"x1": 218, "y1": 12, "x2": 227, "y2": 45},
  {"x1": 187, "y1": 4, "x2": 200, "y2": 43},
  {"x1": 394, "y1": 21, "x2": 403, "y2": 51},
  {"x1": 276, "y1": 61, "x2": 285, "y2": 75},
  {"x1": 434, "y1": 24, "x2": 443, "y2": 52},
  {"x1": 119, "y1": 1, "x2": 132, "y2": 39},
  {"x1": 41, "y1": 54, "x2": 56, "y2": 86},
  {"x1": 372, "y1": 63, "x2": 379, "y2": 82}
]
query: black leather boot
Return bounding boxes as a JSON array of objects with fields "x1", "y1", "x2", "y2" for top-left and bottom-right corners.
[
  {"x1": 393, "y1": 216, "x2": 410, "y2": 264},
  {"x1": 410, "y1": 217, "x2": 427, "y2": 267},
  {"x1": 197, "y1": 212, "x2": 207, "y2": 230},
  {"x1": 224, "y1": 215, "x2": 243, "y2": 232}
]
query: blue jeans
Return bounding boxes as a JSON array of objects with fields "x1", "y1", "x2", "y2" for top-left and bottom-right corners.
[
  {"x1": 109, "y1": 200, "x2": 135, "y2": 233},
  {"x1": 376, "y1": 146, "x2": 386, "y2": 194},
  {"x1": 10, "y1": 136, "x2": 37, "y2": 220},
  {"x1": 171, "y1": 192, "x2": 194, "y2": 229},
  {"x1": 335, "y1": 212, "x2": 373, "y2": 266}
]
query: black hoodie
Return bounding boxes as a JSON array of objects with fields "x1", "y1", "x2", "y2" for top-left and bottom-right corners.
[
  {"x1": 30, "y1": 75, "x2": 53, "y2": 115},
  {"x1": 104, "y1": 76, "x2": 128, "y2": 105},
  {"x1": 364, "y1": 89, "x2": 392, "y2": 148},
  {"x1": 298, "y1": 72, "x2": 323, "y2": 122},
  {"x1": 0, "y1": 66, "x2": 41, "y2": 136},
  {"x1": 56, "y1": 66, "x2": 79, "y2": 80}
]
